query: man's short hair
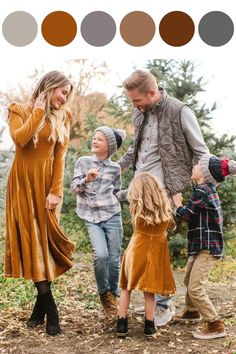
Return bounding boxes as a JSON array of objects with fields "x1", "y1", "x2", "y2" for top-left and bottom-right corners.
[{"x1": 123, "y1": 70, "x2": 158, "y2": 93}]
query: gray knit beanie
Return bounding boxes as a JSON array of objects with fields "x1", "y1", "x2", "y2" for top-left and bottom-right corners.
[
  {"x1": 199, "y1": 153, "x2": 236, "y2": 184},
  {"x1": 94, "y1": 126, "x2": 126, "y2": 157}
]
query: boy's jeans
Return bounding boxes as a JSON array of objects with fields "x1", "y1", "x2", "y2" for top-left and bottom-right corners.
[{"x1": 85, "y1": 212, "x2": 123, "y2": 296}]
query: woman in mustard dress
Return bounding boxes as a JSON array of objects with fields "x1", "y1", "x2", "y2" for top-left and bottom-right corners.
[
  {"x1": 116, "y1": 172, "x2": 176, "y2": 337},
  {"x1": 5, "y1": 71, "x2": 75, "y2": 335}
]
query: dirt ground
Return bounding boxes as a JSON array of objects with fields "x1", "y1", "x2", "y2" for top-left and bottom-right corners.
[{"x1": 0, "y1": 259, "x2": 236, "y2": 354}]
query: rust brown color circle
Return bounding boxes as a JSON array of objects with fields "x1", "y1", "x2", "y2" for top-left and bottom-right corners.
[
  {"x1": 159, "y1": 11, "x2": 195, "y2": 46},
  {"x1": 41, "y1": 11, "x2": 77, "y2": 46},
  {"x1": 120, "y1": 11, "x2": 155, "y2": 46}
]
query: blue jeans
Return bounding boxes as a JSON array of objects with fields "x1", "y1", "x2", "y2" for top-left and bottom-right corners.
[
  {"x1": 85, "y1": 213, "x2": 123, "y2": 296},
  {"x1": 155, "y1": 295, "x2": 172, "y2": 309}
]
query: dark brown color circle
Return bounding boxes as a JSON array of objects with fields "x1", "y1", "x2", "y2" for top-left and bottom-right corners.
[
  {"x1": 159, "y1": 11, "x2": 194, "y2": 47},
  {"x1": 120, "y1": 11, "x2": 155, "y2": 46},
  {"x1": 41, "y1": 11, "x2": 77, "y2": 46}
]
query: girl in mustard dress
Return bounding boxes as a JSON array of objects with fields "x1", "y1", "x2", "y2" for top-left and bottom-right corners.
[
  {"x1": 116, "y1": 172, "x2": 176, "y2": 337},
  {"x1": 5, "y1": 71, "x2": 75, "y2": 336}
]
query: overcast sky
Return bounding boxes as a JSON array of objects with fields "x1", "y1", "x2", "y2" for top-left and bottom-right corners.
[{"x1": 0, "y1": 57, "x2": 235, "y2": 150}]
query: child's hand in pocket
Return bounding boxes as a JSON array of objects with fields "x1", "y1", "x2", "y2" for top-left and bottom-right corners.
[{"x1": 85, "y1": 168, "x2": 99, "y2": 182}]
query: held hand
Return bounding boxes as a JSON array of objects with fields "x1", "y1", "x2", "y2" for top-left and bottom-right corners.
[
  {"x1": 34, "y1": 92, "x2": 46, "y2": 110},
  {"x1": 45, "y1": 193, "x2": 61, "y2": 210},
  {"x1": 85, "y1": 168, "x2": 99, "y2": 182},
  {"x1": 172, "y1": 193, "x2": 183, "y2": 208}
]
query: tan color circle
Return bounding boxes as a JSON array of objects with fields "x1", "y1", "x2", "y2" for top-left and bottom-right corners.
[
  {"x1": 120, "y1": 11, "x2": 155, "y2": 46},
  {"x1": 41, "y1": 11, "x2": 77, "y2": 46}
]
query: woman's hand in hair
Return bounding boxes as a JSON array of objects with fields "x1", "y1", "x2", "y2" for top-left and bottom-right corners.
[
  {"x1": 34, "y1": 92, "x2": 46, "y2": 110},
  {"x1": 45, "y1": 193, "x2": 61, "y2": 210}
]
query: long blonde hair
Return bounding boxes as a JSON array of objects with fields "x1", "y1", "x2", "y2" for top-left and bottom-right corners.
[
  {"x1": 31, "y1": 71, "x2": 74, "y2": 147},
  {"x1": 128, "y1": 172, "x2": 174, "y2": 227}
]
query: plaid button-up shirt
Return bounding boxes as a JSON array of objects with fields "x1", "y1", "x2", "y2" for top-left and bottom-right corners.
[
  {"x1": 176, "y1": 183, "x2": 223, "y2": 257},
  {"x1": 71, "y1": 156, "x2": 121, "y2": 223}
]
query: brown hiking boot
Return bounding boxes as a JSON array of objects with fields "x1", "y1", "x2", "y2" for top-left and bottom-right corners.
[
  {"x1": 192, "y1": 319, "x2": 226, "y2": 339},
  {"x1": 99, "y1": 290, "x2": 118, "y2": 317},
  {"x1": 174, "y1": 308, "x2": 201, "y2": 323}
]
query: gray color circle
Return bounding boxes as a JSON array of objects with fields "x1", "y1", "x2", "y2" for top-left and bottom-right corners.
[
  {"x1": 199, "y1": 11, "x2": 234, "y2": 47},
  {"x1": 81, "y1": 11, "x2": 116, "y2": 46},
  {"x1": 2, "y1": 11, "x2": 38, "y2": 46}
]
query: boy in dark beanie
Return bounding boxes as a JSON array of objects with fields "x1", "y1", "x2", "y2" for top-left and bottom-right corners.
[
  {"x1": 71, "y1": 126, "x2": 126, "y2": 317},
  {"x1": 172, "y1": 154, "x2": 236, "y2": 340}
]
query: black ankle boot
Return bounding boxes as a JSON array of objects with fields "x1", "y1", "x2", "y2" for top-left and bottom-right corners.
[
  {"x1": 27, "y1": 295, "x2": 46, "y2": 327},
  {"x1": 116, "y1": 317, "x2": 128, "y2": 337},
  {"x1": 41, "y1": 291, "x2": 61, "y2": 336},
  {"x1": 144, "y1": 318, "x2": 156, "y2": 336}
]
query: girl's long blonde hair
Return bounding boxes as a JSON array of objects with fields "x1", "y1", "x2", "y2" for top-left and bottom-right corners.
[
  {"x1": 128, "y1": 172, "x2": 174, "y2": 227},
  {"x1": 31, "y1": 71, "x2": 74, "y2": 147}
]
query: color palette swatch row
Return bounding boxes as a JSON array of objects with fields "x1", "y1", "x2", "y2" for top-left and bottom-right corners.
[{"x1": 2, "y1": 10, "x2": 234, "y2": 47}]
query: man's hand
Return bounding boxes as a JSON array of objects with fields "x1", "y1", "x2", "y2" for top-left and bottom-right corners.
[
  {"x1": 85, "y1": 168, "x2": 99, "y2": 182},
  {"x1": 172, "y1": 193, "x2": 183, "y2": 208},
  {"x1": 45, "y1": 193, "x2": 61, "y2": 210}
]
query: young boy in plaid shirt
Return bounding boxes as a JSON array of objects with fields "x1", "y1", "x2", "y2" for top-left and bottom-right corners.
[
  {"x1": 173, "y1": 154, "x2": 236, "y2": 340},
  {"x1": 71, "y1": 126, "x2": 126, "y2": 317}
]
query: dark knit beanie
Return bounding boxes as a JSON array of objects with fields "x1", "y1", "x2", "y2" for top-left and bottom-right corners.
[
  {"x1": 94, "y1": 126, "x2": 126, "y2": 157},
  {"x1": 199, "y1": 154, "x2": 236, "y2": 184}
]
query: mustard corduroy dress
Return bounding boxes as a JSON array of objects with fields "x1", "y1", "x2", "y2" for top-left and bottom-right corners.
[
  {"x1": 119, "y1": 219, "x2": 176, "y2": 295},
  {"x1": 5, "y1": 103, "x2": 75, "y2": 282}
]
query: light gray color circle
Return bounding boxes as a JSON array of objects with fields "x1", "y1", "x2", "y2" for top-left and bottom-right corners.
[{"x1": 2, "y1": 11, "x2": 38, "y2": 46}]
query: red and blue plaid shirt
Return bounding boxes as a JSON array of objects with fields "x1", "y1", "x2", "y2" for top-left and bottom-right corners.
[{"x1": 176, "y1": 183, "x2": 223, "y2": 257}]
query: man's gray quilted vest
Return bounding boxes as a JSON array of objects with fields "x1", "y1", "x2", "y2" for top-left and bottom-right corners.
[{"x1": 133, "y1": 92, "x2": 194, "y2": 195}]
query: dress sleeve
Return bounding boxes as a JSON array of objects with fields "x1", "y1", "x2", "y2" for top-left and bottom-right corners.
[
  {"x1": 49, "y1": 112, "x2": 71, "y2": 197},
  {"x1": 8, "y1": 103, "x2": 45, "y2": 147}
]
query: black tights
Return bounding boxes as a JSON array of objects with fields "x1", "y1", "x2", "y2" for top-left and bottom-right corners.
[{"x1": 34, "y1": 280, "x2": 51, "y2": 295}]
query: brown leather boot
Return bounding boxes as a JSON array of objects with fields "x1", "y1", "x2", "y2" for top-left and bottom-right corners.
[
  {"x1": 99, "y1": 290, "x2": 118, "y2": 317},
  {"x1": 174, "y1": 308, "x2": 201, "y2": 323},
  {"x1": 192, "y1": 319, "x2": 226, "y2": 339}
]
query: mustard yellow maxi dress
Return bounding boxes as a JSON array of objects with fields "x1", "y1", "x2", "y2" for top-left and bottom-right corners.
[{"x1": 5, "y1": 103, "x2": 75, "y2": 282}]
